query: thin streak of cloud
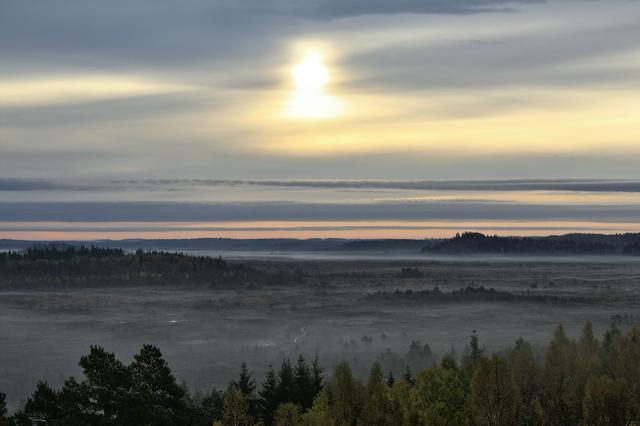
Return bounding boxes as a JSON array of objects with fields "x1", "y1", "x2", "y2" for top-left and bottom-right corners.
[{"x1": 5, "y1": 178, "x2": 640, "y2": 193}]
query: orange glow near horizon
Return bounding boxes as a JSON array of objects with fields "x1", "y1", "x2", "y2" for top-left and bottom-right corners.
[{"x1": 2, "y1": 220, "x2": 640, "y2": 241}]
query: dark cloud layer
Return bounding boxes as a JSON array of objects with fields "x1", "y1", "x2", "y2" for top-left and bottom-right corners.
[
  {"x1": 1, "y1": 201, "x2": 639, "y2": 223},
  {"x1": 119, "y1": 178, "x2": 640, "y2": 193},
  {"x1": 0, "y1": 0, "x2": 575, "y2": 74},
  {"x1": 4, "y1": 178, "x2": 640, "y2": 193}
]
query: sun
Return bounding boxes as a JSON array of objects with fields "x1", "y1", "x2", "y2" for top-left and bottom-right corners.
[
  {"x1": 286, "y1": 51, "x2": 343, "y2": 120},
  {"x1": 292, "y1": 53, "x2": 329, "y2": 93}
]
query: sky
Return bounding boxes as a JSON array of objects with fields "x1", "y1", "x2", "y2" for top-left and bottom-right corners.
[{"x1": 1, "y1": 0, "x2": 640, "y2": 239}]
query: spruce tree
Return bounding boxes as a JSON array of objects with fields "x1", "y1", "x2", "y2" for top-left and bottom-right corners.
[
  {"x1": 259, "y1": 364, "x2": 279, "y2": 426},
  {"x1": 311, "y1": 354, "x2": 323, "y2": 396},
  {"x1": 230, "y1": 362, "x2": 257, "y2": 418},
  {"x1": 231, "y1": 362, "x2": 256, "y2": 398},
  {"x1": 276, "y1": 359, "x2": 295, "y2": 405},
  {"x1": 293, "y1": 355, "x2": 313, "y2": 409}
]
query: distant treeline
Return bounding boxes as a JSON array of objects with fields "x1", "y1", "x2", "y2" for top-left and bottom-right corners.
[
  {"x1": 3, "y1": 322, "x2": 640, "y2": 425},
  {"x1": 366, "y1": 286, "x2": 598, "y2": 305},
  {"x1": 0, "y1": 245, "x2": 303, "y2": 289},
  {"x1": 340, "y1": 239, "x2": 433, "y2": 251},
  {"x1": 3, "y1": 233, "x2": 640, "y2": 255},
  {"x1": 424, "y1": 232, "x2": 640, "y2": 255}
]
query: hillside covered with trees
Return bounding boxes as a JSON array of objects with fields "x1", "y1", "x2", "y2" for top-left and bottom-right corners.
[
  {"x1": 424, "y1": 232, "x2": 640, "y2": 255},
  {"x1": 2, "y1": 322, "x2": 639, "y2": 425}
]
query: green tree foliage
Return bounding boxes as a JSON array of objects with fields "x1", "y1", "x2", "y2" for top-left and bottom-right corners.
[
  {"x1": 15, "y1": 345, "x2": 199, "y2": 426},
  {"x1": 619, "y1": 326, "x2": 640, "y2": 400},
  {"x1": 0, "y1": 246, "x2": 303, "y2": 289},
  {"x1": 387, "y1": 379, "x2": 418, "y2": 426},
  {"x1": 386, "y1": 371, "x2": 395, "y2": 388},
  {"x1": 293, "y1": 356, "x2": 313, "y2": 410},
  {"x1": 273, "y1": 403, "x2": 303, "y2": 426},
  {"x1": 22, "y1": 382, "x2": 60, "y2": 424},
  {"x1": 582, "y1": 376, "x2": 636, "y2": 426},
  {"x1": 470, "y1": 355, "x2": 521, "y2": 426},
  {"x1": 221, "y1": 389, "x2": 255, "y2": 426},
  {"x1": 259, "y1": 365, "x2": 279, "y2": 426},
  {"x1": 276, "y1": 359, "x2": 296, "y2": 406},
  {"x1": 257, "y1": 356, "x2": 320, "y2": 425},
  {"x1": 414, "y1": 366, "x2": 466, "y2": 425},
  {"x1": 542, "y1": 324, "x2": 578, "y2": 425},
  {"x1": 130, "y1": 344, "x2": 194, "y2": 425},
  {"x1": 310, "y1": 355, "x2": 323, "y2": 397},
  {"x1": 7, "y1": 322, "x2": 640, "y2": 425},
  {"x1": 232, "y1": 363, "x2": 257, "y2": 398},
  {"x1": 301, "y1": 390, "x2": 334, "y2": 426},
  {"x1": 360, "y1": 362, "x2": 393, "y2": 426},
  {"x1": 507, "y1": 338, "x2": 541, "y2": 426},
  {"x1": 323, "y1": 362, "x2": 365, "y2": 426},
  {"x1": 202, "y1": 388, "x2": 225, "y2": 424},
  {"x1": 231, "y1": 362, "x2": 257, "y2": 418},
  {"x1": 401, "y1": 366, "x2": 415, "y2": 386}
]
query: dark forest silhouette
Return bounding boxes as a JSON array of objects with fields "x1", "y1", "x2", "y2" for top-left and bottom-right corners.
[{"x1": 2, "y1": 322, "x2": 639, "y2": 425}]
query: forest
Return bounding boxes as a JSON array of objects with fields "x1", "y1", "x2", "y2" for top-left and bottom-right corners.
[
  {"x1": 0, "y1": 246, "x2": 304, "y2": 289},
  {"x1": 2, "y1": 321, "x2": 639, "y2": 426},
  {"x1": 365, "y1": 286, "x2": 597, "y2": 305},
  {"x1": 425, "y1": 232, "x2": 640, "y2": 255}
]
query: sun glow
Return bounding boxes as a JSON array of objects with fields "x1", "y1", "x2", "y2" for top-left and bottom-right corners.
[{"x1": 286, "y1": 51, "x2": 343, "y2": 119}]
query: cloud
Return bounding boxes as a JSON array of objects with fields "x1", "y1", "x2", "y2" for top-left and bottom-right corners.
[
  {"x1": 111, "y1": 178, "x2": 640, "y2": 193},
  {"x1": 309, "y1": 0, "x2": 541, "y2": 18},
  {"x1": 343, "y1": 19, "x2": 640, "y2": 92},
  {"x1": 0, "y1": 75, "x2": 195, "y2": 107},
  {"x1": 0, "y1": 200, "x2": 639, "y2": 223},
  {"x1": 0, "y1": 92, "x2": 211, "y2": 128},
  {"x1": 2, "y1": 0, "x2": 640, "y2": 183},
  {"x1": 0, "y1": 179, "x2": 69, "y2": 191},
  {"x1": 5, "y1": 178, "x2": 640, "y2": 193}
]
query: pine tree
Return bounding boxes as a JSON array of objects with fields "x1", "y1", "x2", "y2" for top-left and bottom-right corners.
[
  {"x1": 130, "y1": 344, "x2": 191, "y2": 425},
  {"x1": 311, "y1": 354, "x2": 323, "y2": 396},
  {"x1": 276, "y1": 359, "x2": 295, "y2": 405},
  {"x1": 259, "y1": 364, "x2": 279, "y2": 426},
  {"x1": 230, "y1": 362, "x2": 257, "y2": 418},
  {"x1": 23, "y1": 381, "x2": 60, "y2": 424},
  {"x1": 293, "y1": 355, "x2": 313, "y2": 409},
  {"x1": 231, "y1": 363, "x2": 257, "y2": 398},
  {"x1": 470, "y1": 329, "x2": 483, "y2": 362}
]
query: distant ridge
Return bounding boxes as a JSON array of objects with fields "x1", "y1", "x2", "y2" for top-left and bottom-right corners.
[
  {"x1": 424, "y1": 232, "x2": 640, "y2": 255},
  {"x1": 2, "y1": 233, "x2": 640, "y2": 255}
]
